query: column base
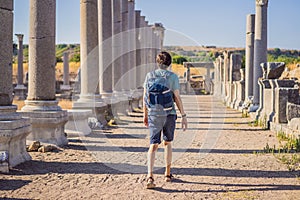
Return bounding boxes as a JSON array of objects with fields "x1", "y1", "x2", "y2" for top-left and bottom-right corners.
[
  {"x1": 0, "y1": 105, "x2": 32, "y2": 170},
  {"x1": 21, "y1": 100, "x2": 68, "y2": 146},
  {"x1": 14, "y1": 85, "x2": 27, "y2": 100},
  {"x1": 65, "y1": 109, "x2": 92, "y2": 137},
  {"x1": 72, "y1": 99, "x2": 108, "y2": 126}
]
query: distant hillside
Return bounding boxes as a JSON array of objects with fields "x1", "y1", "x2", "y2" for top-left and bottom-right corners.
[
  {"x1": 13, "y1": 44, "x2": 80, "y2": 63},
  {"x1": 165, "y1": 46, "x2": 300, "y2": 69}
]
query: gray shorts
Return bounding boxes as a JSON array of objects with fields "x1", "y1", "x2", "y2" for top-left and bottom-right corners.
[{"x1": 148, "y1": 114, "x2": 177, "y2": 144}]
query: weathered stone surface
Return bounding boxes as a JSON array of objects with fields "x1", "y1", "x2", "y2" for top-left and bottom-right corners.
[
  {"x1": 274, "y1": 79, "x2": 296, "y2": 88},
  {"x1": 261, "y1": 62, "x2": 285, "y2": 79},
  {"x1": 253, "y1": 2, "x2": 268, "y2": 104},
  {"x1": 0, "y1": 8, "x2": 13, "y2": 106},
  {"x1": 21, "y1": 110, "x2": 68, "y2": 146},
  {"x1": 287, "y1": 103, "x2": 300, "y2": 122},
  {"x1": 78, "y1": 0, "x2": 99, "y2": 101},
  {"x1": 0, "y1": 151, "x2": 9, "y2": 173},
  {"x1": 245, "y1": 14, "x2": 255, "y2": 99},
  {"x1": 27, "y1": 141, "x2": 41, "y2": 152},
  {"x1": 288, "y1": 118, "x2": 300, "y2": 131},
  {"x1": 65, "y1": 109, "x2": 92, "y2": 137},
  {"x1": 274, "y1": 87, "x2": 299, "y2": 124},
  {"x1": 0, "y1": 117, "x2": 32, "y2": 167},
  {"x1": 0, "y1": 0, "x2": 13, "y2": 10}
]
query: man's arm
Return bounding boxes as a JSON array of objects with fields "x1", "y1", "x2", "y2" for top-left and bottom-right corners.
[
  {"x1": 143, "y1": 87, "x2": 148, "y2": 127},
  {"x1": 173, "y1": 89, "x2": 188, "y2": 131}
]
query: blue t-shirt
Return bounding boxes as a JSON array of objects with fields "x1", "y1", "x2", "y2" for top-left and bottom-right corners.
[{"x1": 144, "y1": 69, "x2": 180, "y2": 115}]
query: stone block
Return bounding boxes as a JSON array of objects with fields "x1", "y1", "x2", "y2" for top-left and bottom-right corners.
[
  {"x1": 274, "y1": 88, "x2": 299, "y2": 124},
  {"x1": 288, "y1": 118, "x2": 300, "y2": 131},
  {"x1": 0, "y1": 151, "x2": 9, "y2": 173},
  {"x1": 65, "y1": 109, "x2": 92, "y2": 137},
  {"x1": 287, "y1": 103, "x2": 300, "y2": 122},
  {"x1": 0, "y1": 117, "x2": 32, "y2": 168},
  {"x1": 20, "y1": 110, "x2": 68, "y2": 146},
  {"x1": 274, "y1": 79, "x2": 296, "y2": 88},
  {"x1": 261, "y1": 62, "x2": 285, "y2": 79},
  {"x1": 0, "y1": 0, "x2": 13, "y2": 11}
]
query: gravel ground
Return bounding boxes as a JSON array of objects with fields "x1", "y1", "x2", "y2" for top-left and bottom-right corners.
[{"x1": 1, "y1": 95, "x2": 300, "y2": 200}]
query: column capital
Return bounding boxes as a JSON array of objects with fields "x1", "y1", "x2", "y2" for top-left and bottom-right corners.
[
  {"x1": 15, "y1": 34, "x2": 24, "y2": 41},
  {"x1": 256, "y1": 0, "x2": 268, "y2": 7}
]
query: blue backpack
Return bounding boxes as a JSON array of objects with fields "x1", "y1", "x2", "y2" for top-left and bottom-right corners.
[{"x1": 145, "y1": 70, "x2": 174, "y2": 114}]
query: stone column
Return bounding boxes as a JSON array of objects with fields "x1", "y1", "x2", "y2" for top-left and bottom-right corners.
[
  {"x1": 98, "y1": 0, "x2": 113, "y2": 97},
  {"x1": 14, "y1": 34, "x2": 27, "y2": 100},
  {"x1": 76, "y1": 0, "x2": 101, "y2": 102},
  {"x1": 128, "y1": 0, "x2": 136, "y2": 90},
  {"x1": 121, "y1": 0, "x2": 130, "y2": 92},
  {"x1": 73, "y1": 0, "x2": 106, "y2": 125},
  {"x1": 60, "y1": 51, "x2": 71, "y2": 91},
  {"x1": 218, "y1": 56, "x2": 225, "y2": 98},
  {"x1": 223, "y1": 51, "x2": 230, "y2": 102},
  {"x1": 144, "y1": 21, "x2": 152, "y2": 73},
  {"x1": 205, "y1": 67, "x2": 211, "y2": 94},
  {"x1": 135, "y1": 10, "x2": 142, "y2": 88},
  {"x1": 139, "y1": 16, "x2": 147, "y2": 84},
  {"x1": 253, "y1": 0, "x2": 268, "y2": 105},
  {"x1": 245, "y1": 14, "x2": 255, "y2": 99},
  {"x1": 112, "y1": 0, "x2": 122, "y2": 93},
  {"x1": 98, "y1": 0, "x2": 120, "y2": 120},
  {"x1": 21, "y1": 0, "x2": 68, "y2": 146},
  {"x1": 0, "y1": 1, "x2": 31, "y2": 172},
  {"x1": 152, "y1": 23, "x2": 165, "y2": 51}
]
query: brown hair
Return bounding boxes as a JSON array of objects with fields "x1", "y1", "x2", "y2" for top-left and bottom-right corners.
[{"x1": 156, "y1": 51, "x2": 172, "y2": 69}]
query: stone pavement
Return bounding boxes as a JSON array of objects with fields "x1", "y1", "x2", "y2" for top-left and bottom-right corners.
[{"x1": 1, "y1": 95, "x2": 300, "y2": 199}]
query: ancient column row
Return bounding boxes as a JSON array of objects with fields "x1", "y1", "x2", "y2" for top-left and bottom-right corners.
[
  {"x1": 0, "y1": 0, "x2": 165, "y2": 165},
  {"x1": 0, "y1": 0, "x2": 31, "y2": 172},
  {"x1": 214, "y1": 0, "x2": 268, "y2": 112},
  {"x1": 73, "y1": 0, "x2": 165, "y2": 122}
]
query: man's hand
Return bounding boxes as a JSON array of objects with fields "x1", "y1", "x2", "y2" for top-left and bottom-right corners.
[
  {"x1": 181, "y1": 116, "x2": 187, "y2": 131},
  {"x1": 143, "y1": 115, "x2": 148, "y2": 128}
]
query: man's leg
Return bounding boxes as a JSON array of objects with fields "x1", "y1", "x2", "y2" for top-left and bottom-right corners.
[
  {"x1": 163, "y1": 141, "x2": 172, "y2": 177},
  {"x1": 148, "y1": 143, "x2": 159, "y2": 178}
]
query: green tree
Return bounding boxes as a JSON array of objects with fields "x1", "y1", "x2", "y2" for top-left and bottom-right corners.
[
  {"x1": 70, "y1": 53, "x2": 80, "y2": 62},
  {"x1": 172, "y1": 55, "x2": 188, "y2": 65}
]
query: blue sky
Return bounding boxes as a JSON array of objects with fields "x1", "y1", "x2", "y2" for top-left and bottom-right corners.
[{"x1": 14, "y1": 0, "x2": 300, "y2": 50}]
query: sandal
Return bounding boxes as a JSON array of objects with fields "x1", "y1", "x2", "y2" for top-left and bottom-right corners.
[
  {"x1": 146, "y1": 177, "x2": 156, "y2": 189},
  {"x1": 164, "y1": 174, "x2": 173, "y2": 182}
]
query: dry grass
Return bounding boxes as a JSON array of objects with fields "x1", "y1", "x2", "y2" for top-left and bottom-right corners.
[
  {"x1": 172, "y1": 63, "x2": 208, "y2": 78},
  {"x1": 12, "y1": 100, "x2": 25, "y2": 110},
  {"x1": 12, "y1": 99, "x2": 73, "y2": 110},
  {"x1": 13, "y1": 62, "x2": 81, "y2": 83},
  {"x1": 58, "y1": 99, "x2": 73, "y2": 110}
]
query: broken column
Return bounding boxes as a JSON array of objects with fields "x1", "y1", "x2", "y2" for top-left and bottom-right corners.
[
  {"x1": 0, "y1": 0, "x2": 31, "y2": 171},
  {"x1": 229, "y1": 53, "x2": 242, "y2": 108},
  {"x1": 21, "y1": 0, "x2": 68, "y2": 146},
  {"x1": 14, "y1": 34, "x2": 27, "y2": 100},
  {"x1": 253, "y1": 0, "x2": 268, "y2": 106},
  {"x1": 60, "y1": 51, "x2": 71, "y2": 91},
  {"x1": 256, "y1": 62, "x2": 288, "y2": 124},
  {"x1": 223, "y1": 51, "x2": 230, "y2": 103},
  {"x1": 245, "y1": 14, "x2": 255, "y2": 100}
]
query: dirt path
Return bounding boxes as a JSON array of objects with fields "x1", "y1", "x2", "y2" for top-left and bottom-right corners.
[{"x1": 1, "y1": 95, "x2": 300, "y2": 200}]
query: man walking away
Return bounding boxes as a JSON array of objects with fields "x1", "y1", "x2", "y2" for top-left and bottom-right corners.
[{"x1": 143, "y1": 51, "x2": 188, "y2": 189}]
